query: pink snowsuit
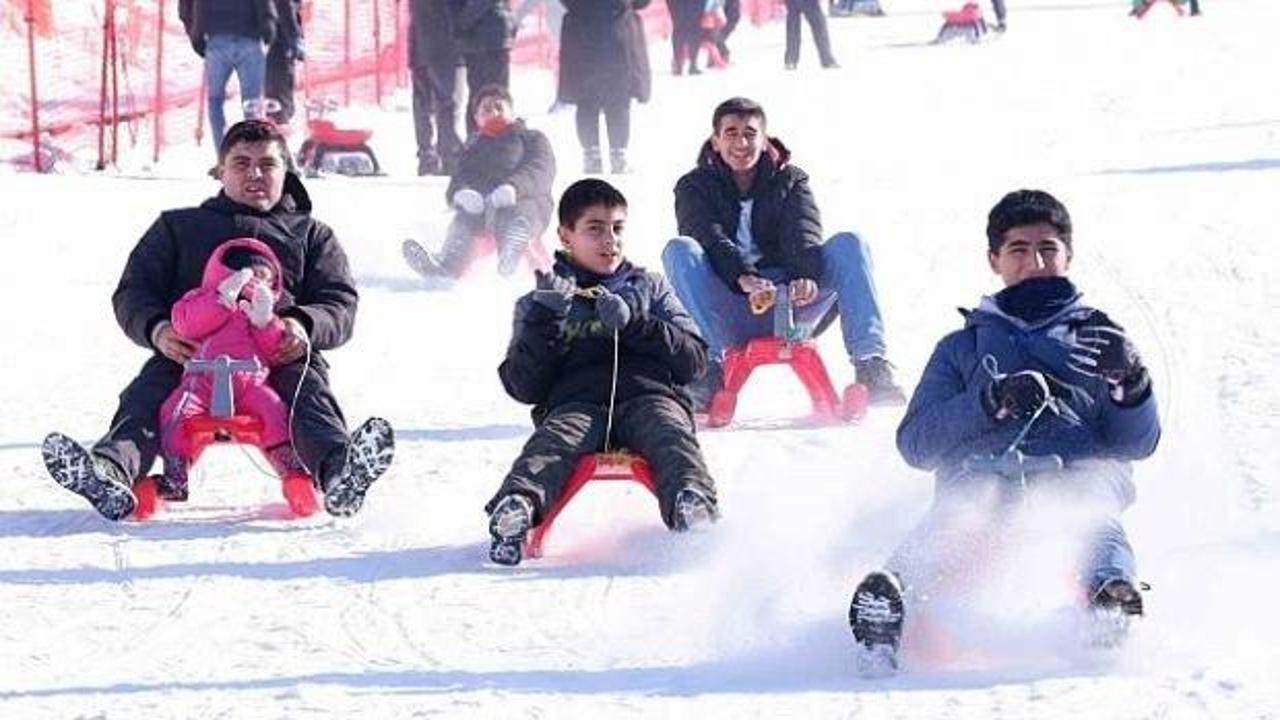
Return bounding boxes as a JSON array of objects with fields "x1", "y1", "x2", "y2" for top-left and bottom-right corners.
[{"x1": 159, "y1": 238, "x2": 291, "y2": 461}]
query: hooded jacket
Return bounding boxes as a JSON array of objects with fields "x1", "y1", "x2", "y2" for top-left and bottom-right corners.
[
  {"x1": 896, "y1": 286, "x2": 1161, "y2": 485},
  {"x1": 674, "y1": 135, "x2": 824, "y2": 292},
  {"x1": 499, "y1": 255, "x2": 708, "y2": 422},
  {"x1": 113, "y1": 173, "x2": 358, "y2": 357},
  {"x1": 169, "y1": 237, "x2": 287, "y2": 366},
  {"x1": 179, "y1": 0, "x2": 278, "y2": 55}
]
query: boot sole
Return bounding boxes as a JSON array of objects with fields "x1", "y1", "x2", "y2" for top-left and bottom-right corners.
[{"x1": 42, "y1": 433, "x2": 136, "y2": 521}]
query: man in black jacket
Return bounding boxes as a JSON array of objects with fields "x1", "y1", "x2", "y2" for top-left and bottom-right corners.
[
  {"x1": 264, "y1": 0, "x2": 303, "y2": 124},
  {"x1": 410, "y1": 0, "x2": 464, "y2": 175},
  {"x1": 179, "y1": 0, "x2": 278, "y2": 149},
  {"x1": 41, "y1": 121, "x2": 394, "y2": 520},
  {"x1": 484, "y1": 179, "x2": 718, "y2": 566},
  {"x1": 661, "y1": 96, "x2": 904, "y2": 406}
]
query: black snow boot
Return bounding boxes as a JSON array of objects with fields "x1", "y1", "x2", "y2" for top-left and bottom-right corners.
[
  {"x1": 488, "y1": 493, "x2": 534, "y2": 566},
  {"x1": 41, "y1": 433, "x2": 137, "y2": 521},
  {"x1": 849, "y1": 570, "x2": 905, "y2": 674},
  {"x1": 320, "y1": 417, "x2": 395, "y2": 517},
  {"x1": 854, "y1": 356, "x2": 907, "y2": 406}
]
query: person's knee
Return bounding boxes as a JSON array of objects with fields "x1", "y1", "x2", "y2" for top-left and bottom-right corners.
[{"x1": 661, "y1": 236, "x2": 703, "y2": 273}]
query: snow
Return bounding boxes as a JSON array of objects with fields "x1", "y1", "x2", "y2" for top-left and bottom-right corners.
[{"x1": 2, "y1": 0, "x2": 1279, "y2": 716}]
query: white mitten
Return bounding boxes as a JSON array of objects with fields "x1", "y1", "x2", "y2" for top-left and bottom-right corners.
[
  {"x1": 242, "y1": 282, "x2": 275, "y2": 328},
  {"x1": 487, "y1": 183, "x2": 517, "y2": 209},
  {"x1": 452, "y1": 188, "x2": 485, "y2": 215},
  {"x1": 217, "y1": 268, "x2": 254, "y2": 308}
]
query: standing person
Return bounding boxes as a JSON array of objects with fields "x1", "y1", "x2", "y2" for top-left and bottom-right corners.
[
  {"x1": 179, "y1": 0, "x2": 278, "y2": 150},
  {"x1": 848, "y1": 190, "x2": 1161, "y2": 669},
  {"x1": 264, "y1": 0, "x2": 303, "y2": 125},
  {"x1": 989, "y1": 0, "x2": 1007, "y2": 31},
  {"x1": 485, "y1": 179, "x2": 718, "y2": 566},
  {"x1": 558, "y1": 0, "x2": 653, "y2": 174},
  {"x1": 40, "y1": 120, "x2": 395, "y2": 521},
  {"x1": 714, "y1": 0, "x2": 742, "y2": 63},
  {"x1": 410, "y1": 0, "x2": 465, "y2": 175},
  {"x1": 661, "y1": 97, "x2": 905, "y2": 408},
  {"x1": 448, "y1": 0, "x2": 515, "y2": 136},
  {"x1": 405, "y1": 85, "x2": 556, "y2": 278},
  {"x1": 783, "y1": 0, "x2": 838, "y2": 70},
  {"x1": 666, "y1": 0, "x2": 702, "y2": 75}
]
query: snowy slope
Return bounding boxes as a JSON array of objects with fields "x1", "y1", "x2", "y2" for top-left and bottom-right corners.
[{"x1": 2, "y1": 1, "x2": 1278, "y2": 716}]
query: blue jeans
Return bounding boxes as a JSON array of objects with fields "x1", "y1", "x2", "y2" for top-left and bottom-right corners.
[
  {"x1": 205, "y1": 34, "x2": 267, "y2": 150},
  {"x1": 661, "y1": 232, "x2": 887, "y2": 360}
]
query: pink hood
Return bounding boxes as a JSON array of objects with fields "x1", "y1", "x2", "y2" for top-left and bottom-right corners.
[{"x1": 203, "y1": 237, "x2": 285, "y2": 297}]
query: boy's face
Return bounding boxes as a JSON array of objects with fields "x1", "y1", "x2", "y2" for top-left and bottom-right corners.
[
  {"x1": 711, "y1": 113, "x2": 766, "y2": 175},
  {"x1": 219, "y1": 140, "x2": 287, "y2": 211},
  {"x1": 559, "y1": 204, "x2": 627, "y2": 275},
  {"x1": 988, "y1": 222, "x2": 1072, "y2": 287},
  {"x1": 474, "y1": 94, "x2": 514, "y2": 127}
]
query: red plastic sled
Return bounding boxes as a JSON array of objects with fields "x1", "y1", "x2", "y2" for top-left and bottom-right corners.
[
  {"x1": 133, "y1": 414, "x2": 320, "y2": 520},
  {"x1": 524, "y1": 452, "x2": 658, "y2": 559},
  {"x1": 706, "y1": 336, "x2": 869, "y2": 428},
  {"x1": 460, "y1": 231, "x2": 552, "y2": 277}
]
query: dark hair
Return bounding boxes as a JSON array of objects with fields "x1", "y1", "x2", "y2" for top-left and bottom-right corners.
[
  {"x1": 986, "y1": 189, "x2": 1073, "y2": 253},
  {"x1": 218, "y1": 119, "x2": 290, "y2": 163},
  {"x1": 558, "y1": 178, "x2": 627, "y2": 229},
  {"x1": 712, "y1": 96, "x2": 767, "y2": 133},
  {"x1": 469, "y1": 83, "x2": 513, "y2": 120}
]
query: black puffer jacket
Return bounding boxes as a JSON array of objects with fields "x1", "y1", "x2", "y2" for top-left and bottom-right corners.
[
  {"x1": 113, "y1": 173, "x2": 358, "y2": 354},
  {"x1": 179, "y1": 0, "x2": 278, "y2": 55},
  {"x1": 447, "y1": 0, "x2": 514, "y2": 55},
  {"x1": 674, "y1": 136, "x2": 824, "y2": 291},
  {"x1": 499, "y1": 255, "x2": 708, "y2": 421},
  {"x1": 446, "y1": 119, "x2": 556, "y2": 231}
]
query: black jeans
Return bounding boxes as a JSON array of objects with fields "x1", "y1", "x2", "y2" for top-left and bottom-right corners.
[
  {"x1": 411, "y1": 59, "x2": 464, "y2": 173},
  {"x1": 486, "y1": 396, "x2": 717, "y2": 529}
]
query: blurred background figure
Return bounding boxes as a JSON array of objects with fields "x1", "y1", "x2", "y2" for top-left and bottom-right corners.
[
  {"x1": 410, "y1": 0, "x2": 465, "y2": 175},
  {"x1": 265, "y1": 0, "x2": 303, "y2": 125}
]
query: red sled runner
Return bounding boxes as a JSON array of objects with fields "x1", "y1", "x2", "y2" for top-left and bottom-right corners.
[{"x1": 523, "y1": 452, "x2": 658, "y2": 559}]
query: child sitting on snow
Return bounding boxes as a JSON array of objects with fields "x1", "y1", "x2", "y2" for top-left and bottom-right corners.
[
  {"x1": 485, "y1": 178, "x2": 719, "y2": 566},
  {"x1": 157, "y1": 238, "x2": 304, "y2": 498},
  {"x1": 848, "y1": 190, "x2": 1161, "y2": 668},
  {"x1": 410, "y1": 84, "x2": 556, "y2": 278}
]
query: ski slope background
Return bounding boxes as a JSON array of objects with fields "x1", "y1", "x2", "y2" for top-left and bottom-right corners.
[{"x1": 2, "y1": 1, "x2": 1278, "y2": 716}]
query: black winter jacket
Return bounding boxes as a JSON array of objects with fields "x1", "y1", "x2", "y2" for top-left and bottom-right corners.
[
  {"x1": 179, "y1": 0, "x2": 278, "y2": 56},
  {"x1": 113, "y1": 173, "x2": 358, "y2": 354},
  {"x1": 447, "y1": 0, "x2": 514, "y2": 55},
  {"x1": 446, "y1": 120, "x2": 556, "y2": 230},
  {"x1": 499, "y1": 255, "x2": 708, "y2": 422},
  {"x1": 674, "y1": 136, "x2": 824, "y2": 292},
  {"x1": 558, "y1": 0, "x2": 652, "y2": 105}
]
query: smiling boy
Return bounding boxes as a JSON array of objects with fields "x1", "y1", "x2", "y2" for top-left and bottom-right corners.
[{"x1": 485, "y1": 179, "x2": 719, "y2": 565}]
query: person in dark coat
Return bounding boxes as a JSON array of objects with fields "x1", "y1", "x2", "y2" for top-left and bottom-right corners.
[
  {"x1": 714, "y1": 0, "x2": 742, "y2": 63},
  {"x1": 412, "y1": 85, "x2": 556, "y2": 278},
  {"x1": 179, "y1": 0, "x2": 278, "y2": 149},
  {"x1": 557, "y1": 0, "x2": 652, "y2": 174},
  {"x1": 848, "y1": 190, "x2": 1161, "y2": 665},
  {"x1": 783, "y1": 0, "x2": 838, "y2": 70},
  {"x1": 661, "y1": 97, "x2": 904, "y2": 409},
  {"x1": 447, "y1": 0, "x2": 515, "y2": 136},
  {"x1": 484, "y1": 179, "x2": 718, "y2": 566},
  {"x1": 40, "y1": 120, "x2": 395, "y2": 521},
  {"x1": 264, "y1": 0, "x2": 302, "y2": 124},
  {"x1": 410, "y1": 0, "x2": 465, "y2": 175}
]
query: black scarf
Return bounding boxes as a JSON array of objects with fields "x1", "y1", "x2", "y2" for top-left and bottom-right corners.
[{"x1": 995, "y1": 276, "x2": 1080, "y2": 325}]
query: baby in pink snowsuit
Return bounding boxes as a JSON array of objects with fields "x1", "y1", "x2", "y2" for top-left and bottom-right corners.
[{"x1": 158, "y1": 238, "x2": 298, "y2": 493}]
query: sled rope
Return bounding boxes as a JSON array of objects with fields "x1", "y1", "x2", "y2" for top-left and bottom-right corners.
[{"x1": 574, "y1": 284, "x2": 622, "y2": 453}]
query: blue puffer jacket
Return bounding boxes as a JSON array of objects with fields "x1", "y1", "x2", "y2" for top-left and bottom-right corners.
[{"x1": 897, "y1": 292, "x2": 1161, "y2": 484}]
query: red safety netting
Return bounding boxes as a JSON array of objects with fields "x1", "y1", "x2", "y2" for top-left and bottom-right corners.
[{"x1": 1, "y1": 0, "x2": 783, "y2": 172}]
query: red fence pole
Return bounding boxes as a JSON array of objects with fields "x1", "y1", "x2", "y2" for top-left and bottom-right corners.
[
  {"x1": 25, "y1": 2, "x2": 43, "y2": 172},
  {"x1": 110, "y1": 1, "x2": 120, "y2": 166},
  {"x1": 394, "y1": 0, "x2": 405, "y2": 88},
  {"x1": 343, "y1": 0, "x2": 352, "y2": 105},
  {"x1": 373, "y1": 0, "x2": 383, "y2": 105},
  {"x1": 153, "y1": 0, "x2": 167, "y2": 164},
  {"x1": 98, "y1": 0, "x2": 109, "y2": 169}
]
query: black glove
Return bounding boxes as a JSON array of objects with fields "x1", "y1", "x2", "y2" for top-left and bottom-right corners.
[
  {"x1": 984, "y1": 370, "x2": 1051, "y2": 420},
  {"x1": 595, "y1": 290, "x2": 632, "y2": 332},
  {"x1": 1066, "y1": 325, "x2": 1150, "y2": 405},
  {"x1": 531, "y1": 270, "x2": 576, "y2": 316}
]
